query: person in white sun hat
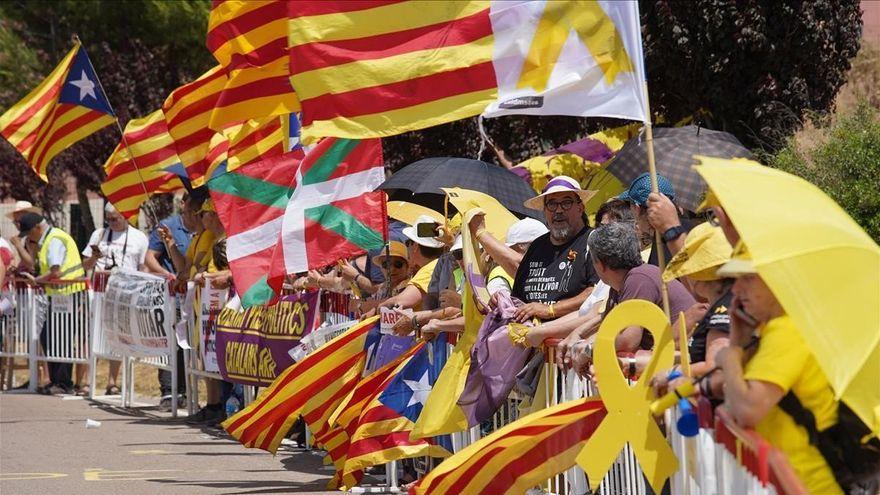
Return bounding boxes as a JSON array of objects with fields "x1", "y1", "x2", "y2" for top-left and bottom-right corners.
[{"x1": 470, "y1": 175, "x2": 600, "y2": 323}]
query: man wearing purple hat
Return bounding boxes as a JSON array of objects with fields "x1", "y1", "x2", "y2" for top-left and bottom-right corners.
[{"x1": 475, "y1": 176, "x2": 600, "y2": 323}]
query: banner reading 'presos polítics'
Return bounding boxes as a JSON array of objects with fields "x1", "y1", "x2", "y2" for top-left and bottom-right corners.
[{"x1": 215, "y1": 291, "x2": 319, "y2": 386}]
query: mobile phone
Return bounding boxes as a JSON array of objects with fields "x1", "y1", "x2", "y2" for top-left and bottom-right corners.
[
  {"x1": 732, "y1": 303, "x2": 759, "y2": 327},
  {"x1": 416, "y1": 222, "x2": 438, "y2": 237}
]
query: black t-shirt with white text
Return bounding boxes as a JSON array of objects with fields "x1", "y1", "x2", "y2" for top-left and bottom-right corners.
[{"x1": 511, "y1": 227, "x2": 598, "y2": 304}]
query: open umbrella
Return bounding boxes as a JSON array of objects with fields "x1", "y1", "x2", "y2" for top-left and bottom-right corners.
[
  {"x1": 379, "y1": 157, "x2": 540, "y2": 219},
  {"x1": 694, "y1": 156, "x2": 880, "y2": 433},
  {"x1": 609, "y1": 126, "x2": 753, "y2": 211}
]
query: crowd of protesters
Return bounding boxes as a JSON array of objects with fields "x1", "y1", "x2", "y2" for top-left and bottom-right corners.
[{"x1": 1, "y1": 161, "x2": 873, "y2": 494}]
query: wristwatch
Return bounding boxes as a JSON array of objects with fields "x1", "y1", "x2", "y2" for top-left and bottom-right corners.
[{"x1": 662, "y1": 225, "x2": 687, "y2": 243}]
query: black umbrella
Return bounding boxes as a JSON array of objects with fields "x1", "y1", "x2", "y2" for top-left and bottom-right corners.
[
  {"x1": 378, "y1": 157, "x2": 541, "y2": 219},
  {"x1": 607, "y1": 126, "x2": 753, "y2": 211}
]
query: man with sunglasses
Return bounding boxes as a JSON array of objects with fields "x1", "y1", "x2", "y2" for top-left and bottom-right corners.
[{"x1": 475, "y1": 176, "x2": 600, "y2": 323}]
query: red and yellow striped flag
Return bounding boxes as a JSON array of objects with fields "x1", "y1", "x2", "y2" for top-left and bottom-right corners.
[
  {"x1": 162, "y1": 65, "x2": 226, "y2": 187},
  {"x1": 207, "y1": 0, "x2": 300, "y2": 131},
  {"x1": 204, "y1": 115, "x2": 288, "y2": 183},
  {"x1": 411, "y1": 398, "x2": 606, "y2": 495},
  {"x1": 0, "y1": 42, "x2": 115, "y2": 180},
  {"x1": 288, "y1": 1, "x2": 497, "y2": 142},
  {"x1": 101, "y1": 109, "x2": 185, "y2": 223},
  {"x1": 222, "y1": 317, "x2": 379, "y2": 454}
]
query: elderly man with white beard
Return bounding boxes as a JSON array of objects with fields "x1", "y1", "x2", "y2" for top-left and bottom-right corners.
[{"x1": 472, "y1": 176, "x2": 600, "y2": 323}]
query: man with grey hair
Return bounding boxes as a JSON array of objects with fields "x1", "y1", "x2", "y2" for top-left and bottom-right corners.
[{"x1": 588, "y1": 222, "x2": 695, "y2": 353}]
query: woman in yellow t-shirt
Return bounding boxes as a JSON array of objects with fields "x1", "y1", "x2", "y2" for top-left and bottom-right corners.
[{"x1": 713, "y1": 248, "x2": 842, "y2": 495}]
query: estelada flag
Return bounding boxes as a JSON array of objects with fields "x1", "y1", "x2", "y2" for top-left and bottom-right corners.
[
  {"x1": 101, "y1": 109, "x2": 185, "y2": 223},
  {"x1": 411, "y1": 397, "x2": 607, "y2": 495},
  {"x1": 222, "y1": 317, "x2": 381, "y2": 454},
  {"x1": 343, "y1": 334, "x2": 452, "y2": 479},
  {"x1": 207, "y1": 0, "x2": 300, "y2": 130},
  {"x1": 0, "y1": 42, "x2": 115, "y2": 181},
  {"x1": 269, "y1": 136, "x2": 386, "y2": 291},
  {"x1": 288, "y1": 1, "x2": 647, "y2": 142}
]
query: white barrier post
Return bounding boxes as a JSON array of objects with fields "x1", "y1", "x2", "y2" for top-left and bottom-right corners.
[{"x1": 27, "y1": 288, "x2": 38, "y2": 393}]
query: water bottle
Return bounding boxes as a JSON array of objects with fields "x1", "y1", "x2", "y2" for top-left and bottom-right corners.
[{"x1": 225, "y1": 395, "x2": 240, "y2": 417}]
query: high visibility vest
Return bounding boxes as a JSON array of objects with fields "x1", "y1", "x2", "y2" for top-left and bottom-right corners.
[{"x1": 37, "y1": 227, "x2": 86, "y2": 295}]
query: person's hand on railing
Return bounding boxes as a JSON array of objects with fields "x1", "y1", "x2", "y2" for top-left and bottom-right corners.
[
  {"x1": 206, "y1": 271, "x2": 232, "y2": 290},
  {"x1": 555, "y1": 330, "x2": 583, "y2": 370},
  {"x1": 439, "y1": 289, "x2": 461, "y2": 309}
]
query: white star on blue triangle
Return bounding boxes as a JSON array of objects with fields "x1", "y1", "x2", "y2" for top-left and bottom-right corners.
[
  {"x1": 58, "y1": 46, "x2": 114, "y2": 116},
  {"x1": 378, "y1": 333, "x2": 448, "y2": 423}
]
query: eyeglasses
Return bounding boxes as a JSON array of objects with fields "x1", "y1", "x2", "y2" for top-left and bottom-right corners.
[
  {"x1": 544, "y1": 198, "x2": 579, "y2": 212},
  {"x1": 382, "y1": 259, "x2": 406, "y2": 270},
  {"x1": 452, "y1": 250, "x2": 463, "y2": 261}
]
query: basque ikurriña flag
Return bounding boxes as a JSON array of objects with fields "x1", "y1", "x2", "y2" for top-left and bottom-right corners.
[
  {"x1": 269, "y1": 136, "x2": 386, "y2": 290},
  {"x1": 342, "y1": 334, "x2": 452, "y2": 478},
  {"x1": 0, "y1": 42, "x2": 115, "y2": 181}
]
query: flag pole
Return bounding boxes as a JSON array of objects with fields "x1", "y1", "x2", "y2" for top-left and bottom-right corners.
[{"x1": 73, "y1": 34, "x2": 161, "y2": 227}]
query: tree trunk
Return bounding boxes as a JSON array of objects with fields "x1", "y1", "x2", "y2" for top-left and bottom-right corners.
[{"x1": 77, "y1": 184, "x2": 96, "y2": 235}]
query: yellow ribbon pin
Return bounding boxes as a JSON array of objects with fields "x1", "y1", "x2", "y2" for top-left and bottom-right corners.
[{"x1": 576, "y1": 299, "x2": 678, "y2": 492}]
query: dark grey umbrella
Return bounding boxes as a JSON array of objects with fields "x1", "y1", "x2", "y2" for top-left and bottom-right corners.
[
  {"x1": 607, "y1": 126, "x2": 753, "y2": 211},
  {"x1": 378, "y1": 157, "x2": 541, "y2": 219}
]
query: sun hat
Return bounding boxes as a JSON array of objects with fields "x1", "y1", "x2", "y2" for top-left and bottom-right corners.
[
  {"x1": 16, "y1": 212, "x2": 45, "y2": 237},
  {"x1": 505, "y1": 218, "x2": 549, "y2": 246},
  {"x1": 523, "y1": 175, "x2": 596, "y2": 210},
  {"x1": 372, "y1": 241, "x2": 409, "y2": 267},
  {"x1": 662, "y1": 223, "x2": 732, "y2": 282},
  {"x1": 5, "y1": 200, "x2": 40, "y2": 219},
  {"x1": 715, "y1": 241, "x2": 757, "y2": 278},
  {"x1": 402, "y1": 214, "x2": 445, "y2": 248},
  {"x1": 696, "y1": 189, "x2": 720, "y2": 212},
  {"x1": 617, "y1": 172, "x2": 675, "y2": 206}
]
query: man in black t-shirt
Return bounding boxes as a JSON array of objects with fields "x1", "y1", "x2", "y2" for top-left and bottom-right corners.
[{"x1": 506, "y1": 176, "x2": 600, "y2": 322}]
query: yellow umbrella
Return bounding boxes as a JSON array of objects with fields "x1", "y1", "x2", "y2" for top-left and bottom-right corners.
[
  {"x1": 386, "y1": 200, "x2": 445, "y2": 226},
  {"x1": 694, "y1": 156, "x2": 880, "y2": 434},
  {"x1": 441, "y1": 187, "x2": 518, "y2": 240}
]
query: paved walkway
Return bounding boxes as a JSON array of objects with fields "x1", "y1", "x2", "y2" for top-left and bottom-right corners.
[{"x1": 0, "y1": 392, "x2": 341, "y2": 494}]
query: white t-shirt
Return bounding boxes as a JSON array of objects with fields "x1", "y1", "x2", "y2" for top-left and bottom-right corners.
[{"x1": 82, "y1": 226, "x2": 149, "y2": 271}]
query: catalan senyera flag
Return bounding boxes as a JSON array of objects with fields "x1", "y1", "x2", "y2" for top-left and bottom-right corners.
[
  {"x1": 317, "y1": 342, "x2": 424, "y2": 490},
  {"x1": 162, "y1": 65, "x2": 226, "y2": 186},
  {"x1": 343, "y1": 335, "x2": 452, "y2": 479},
  {"x1": 0, "y1": 42, "x2": 115, "y2": 181},
  {"x1": 222, "y1": 317, "x2": 380, "y2": 454},
  {"x1": 101, "y1": 109, "x2": 185, "y2": 223},
  {"x1": 411, "y1": 398, "x2": 607, "y2": 495},
  {"x1": 207, "y1": 0, "x2": 300, "y2": 130},
  {"x1": 269, "y1": 137, "x2": 386, "y2": 291},
  {"x1": 288, "y1": 1, "x2": 647, "y2": 142},
  {"x1": 203, "y1": 115, "x2": 289, "y2": 183}
]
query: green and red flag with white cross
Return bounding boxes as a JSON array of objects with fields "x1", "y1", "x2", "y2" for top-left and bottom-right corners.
[
  {"x1": 207, "y1": 151, "x2": 301, "y2": 307},
  {"x1": 269, "y1": 137, "x2": 386, "y2": 291}
]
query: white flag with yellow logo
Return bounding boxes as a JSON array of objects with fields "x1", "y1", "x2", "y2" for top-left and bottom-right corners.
[{"x1": 483, "y1": 0, "x2": 648, "y2": 123}]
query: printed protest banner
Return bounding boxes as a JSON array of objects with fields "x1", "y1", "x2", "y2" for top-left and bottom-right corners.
[
  {"x1": 200, "y1": 286, "x2": 227, "y2": 373},
  {"x1": 101, "y1": 269, "x2": 173, "y2": 357},
  {"x1": 215, "y1": 290, "x2": 319, "y2": 386}
]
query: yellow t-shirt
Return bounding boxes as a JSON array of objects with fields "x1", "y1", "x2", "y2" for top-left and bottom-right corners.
[
  {"x1": 743, "y1": 315, "x2": 842, "y2": 495},
  {"x1": 409, "y1": 259, "x2": 438, "y2": 294},
  {"x1": 186, "y1": 229, "x2": 216, "y2": 277}
]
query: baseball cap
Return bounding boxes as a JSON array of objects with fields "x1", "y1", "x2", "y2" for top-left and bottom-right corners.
[
  {"x1": 17, "y1": 212, "x2": 44, "y2": 237},
  {"x1": 505, "y1": 218, "x2": 548, "y2": 246},
  {"x1": 618, "y1": 173, "x2": 675, "y2": 206},
  {"x1": 372, "y1": 241, "x2": 409, "y2": 267},
  {"x1": 715, "y1": 242, "x2": 757, "y2": 278}
]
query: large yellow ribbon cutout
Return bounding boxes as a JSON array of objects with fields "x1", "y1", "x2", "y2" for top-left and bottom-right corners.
[{"x1": 576, "y1": 299, "x2": 678, "y2": 492}]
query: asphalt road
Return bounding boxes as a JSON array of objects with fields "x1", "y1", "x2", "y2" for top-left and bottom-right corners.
[{"x1": 0, "y1": 392, "x2": 341, "y2": 494}]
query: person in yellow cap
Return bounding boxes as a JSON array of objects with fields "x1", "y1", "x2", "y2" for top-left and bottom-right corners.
[{"x1": 710, "y1": 243, "x2": 843, "y2": 495}]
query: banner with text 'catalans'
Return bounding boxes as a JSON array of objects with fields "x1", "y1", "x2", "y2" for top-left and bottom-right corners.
[
  {"x1": 215, "y1": 291, "x2": 319, "y2": 386},
  {"x1": 101, "y1": 269, "x2": 174, "y2": 357}
]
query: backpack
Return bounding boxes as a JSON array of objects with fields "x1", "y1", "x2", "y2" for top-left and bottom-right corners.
[{"x1": 779, "y1": 392, "x2": 880, "y2": 493}]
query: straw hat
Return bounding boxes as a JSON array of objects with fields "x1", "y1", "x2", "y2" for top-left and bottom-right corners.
[
  {"x1": 523, "y1": 176, "x2": 596, "y2": 210},
  {"x1": 372, "y1": 241, "x2": 409, "y2": 267},
  {"x1": 662, "y1": 223, "x2": 732, "y2": 282},
  {"x1": 5, "y1": 200, "x2": 40, "y2": 219}
]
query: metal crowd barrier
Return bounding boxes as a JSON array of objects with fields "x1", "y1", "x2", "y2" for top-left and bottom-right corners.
[{"x1": 0, "y1": 281, "x2": 31, "y2": 388}]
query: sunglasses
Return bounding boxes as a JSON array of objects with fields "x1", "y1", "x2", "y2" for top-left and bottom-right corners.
[
  {"x1": 382, "y1": 259, "x2": 406, "y2": 269},
  {"x1": 544, "y1": 198, "x2": 580, "y2": 212}
]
